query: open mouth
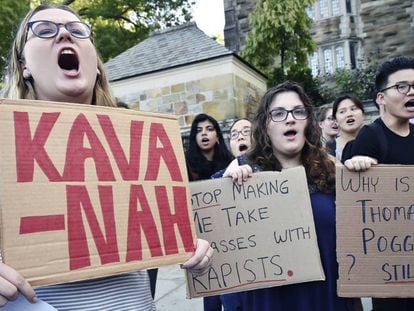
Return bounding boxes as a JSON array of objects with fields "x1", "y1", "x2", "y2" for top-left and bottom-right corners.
[
  {"x1": 239, "y1": 144, "x2": 248, "y2": 152},
  {"x1": 58, "y1": 49, "x2": 79, "y2": 71},
  {"x1": 284, "y1": 130, "x2": 297, "y2": 137},
  {"x1": 201, "y1": 138, "x2": 209, "y2": 143},
  {"x1": 346, "y1": 118, "x2": 355, "y2": 124},
  {"x1": 405, "y1": 100, "x2": 414, "y2": 108}
]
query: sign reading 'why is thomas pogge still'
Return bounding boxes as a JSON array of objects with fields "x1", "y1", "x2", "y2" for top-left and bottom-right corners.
[
  {"x1": 337, "y1": 165, "x2": 414, "y2": 297},
  {"x1": 186, "y1": 167, "x2": 325, "y2": 298}
]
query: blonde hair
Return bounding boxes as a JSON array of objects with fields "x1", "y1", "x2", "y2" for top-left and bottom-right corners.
[{"x1": 1, "y1": 4, "x2": 116, "y2": 107}]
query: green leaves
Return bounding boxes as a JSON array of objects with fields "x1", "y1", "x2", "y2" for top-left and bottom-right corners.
[
  {"x1": 0, "y1": 0, "x2": 30, "y2": 76},
  {"x1": 242, "y1": 0, "x2": 315, "y2": 77},
  {"x1": 0, "y1": 0, "x2": 194, "y2": 78},
  {"x1": 71, "y1": 0, "x2": 194, "y2": 62}
]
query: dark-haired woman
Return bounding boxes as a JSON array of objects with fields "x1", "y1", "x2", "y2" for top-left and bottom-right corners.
[
  {"x1": 185, "y1": 113, "x2": 233, "y2": 181},
  {"x1": 185, "y1": 113, "x2": 233, "y2": 310},
  {"x1": 222, "y1": 81, "x2": 359, "y2": 311}
]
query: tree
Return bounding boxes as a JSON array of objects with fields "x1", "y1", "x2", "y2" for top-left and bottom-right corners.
[
  {"x1": 331, "y1": 64, "x2": 377, "y2": 101},
  {"x1": 0, "y1": 1, "x2": 30, "y2": 78},
  {"x1": 70, "y1": 0, "x2": 195, "y2": 62},
  {"x1": 241, "y1": 0, "x2": 324, "y2": 104},
  {"x1": 242, "y1": 0, "x2": 315, "y2": 77},
  {"x1": 0, "y1": 0, "x2": 194, "y2": 77}
]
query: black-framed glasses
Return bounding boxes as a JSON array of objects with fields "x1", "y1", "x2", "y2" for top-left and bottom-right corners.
[
  {"x1": 380, "y1": 82, "x2": 414, "y2": 95},
  {"x1": 27, "y1": 20, "x2": 91, "y2": 39},
  {"x1": 268, "y1": 107, "x2": 311, "y2": 122},
  {"x1": 230, "y1": 127, "x2": 251, "y2": 140}
]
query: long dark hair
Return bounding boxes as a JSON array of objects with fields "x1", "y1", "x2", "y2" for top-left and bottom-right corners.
[
  {"x1": 248, "y1": 81, "x2": 335, "y2": 193},
  {"x1": 185, "y1": 113, "x2": 233, "y2": 180}
]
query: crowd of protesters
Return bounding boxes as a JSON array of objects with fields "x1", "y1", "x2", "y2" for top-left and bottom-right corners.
[{"x1": 1, "y1": 3, "x2": 414, "y2": 311}]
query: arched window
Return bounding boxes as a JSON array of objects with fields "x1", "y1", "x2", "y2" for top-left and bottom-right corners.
[
  {"x1": 306, "y1": 5, "x2": 316, "y2": 20},
  {"x1": 319, "y1": 0, "x2": 329, "y2": 18},
  {"x1": 309, "y1": 52, "x2": 319, "y2": 76},
  {"x1": 335, "y1": 46, "x2": 345, "y2": 68},
  {"x1": 332, "y1": 0, "x2": 341, "y2": 16},
  {"x1": 324, "y1": 49, "x2": 333, "y2": 74}
]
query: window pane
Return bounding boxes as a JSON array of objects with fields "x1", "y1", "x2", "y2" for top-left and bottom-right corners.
[
  {"x1": 332, "y1": 0, "x2": 341, "y2": 16},
  {"x1": 324, "y1": 49, "x2": 333, "y2": 74},
  {"x1": 306, "y1": 5, "x2": 316, "y2": 20},
  {"x1": 309, "y1": 52, "x2": 319, "y2": 76},
  {"x1": 319, "y1": 0, "x2": 329, "y2": 18},
  {"x1": 335, "y1": 46, "x2": 345, "y2": 68}
]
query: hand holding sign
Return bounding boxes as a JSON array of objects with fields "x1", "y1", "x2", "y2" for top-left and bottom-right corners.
[{"x1": 186, "y1": 167, "x2": 325, "y2": 298}]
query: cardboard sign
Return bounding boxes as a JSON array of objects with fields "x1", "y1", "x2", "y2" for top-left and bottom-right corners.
[
  {"x1": 0, "y1": 99, "x2": 196, "y2": 286},
  {"x1": 186, "y1": 167, "x2": 325, "y2": 298},
  {"x1": 336, "y1": 165, "x2": 414, "y2": 297}
]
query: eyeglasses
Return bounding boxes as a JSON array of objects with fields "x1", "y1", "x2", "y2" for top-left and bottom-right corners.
[
  {"x1": 27, "y1": 20, "x2": 91, "y2": 39},
  {"x1": 230, "y1": 127, "x2": 251, "y2": 140},
  {"x1": 380, "y1": 82, "x2": 414, "y2": 95},
  {"x1": 268, "y1": 107, "x2": 310, "y2": 122}
]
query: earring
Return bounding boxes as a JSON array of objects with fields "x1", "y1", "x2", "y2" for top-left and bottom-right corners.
[{"x1": 97, "y1": 68, "x2": 101, "y2": 75}]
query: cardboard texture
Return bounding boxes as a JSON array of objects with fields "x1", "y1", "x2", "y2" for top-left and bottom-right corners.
[
  {"x1": 186, "y1": 167, "x2": 325, "y2": 298},
  {"x1": 336, "y1": 164, "x2": 414, "y2": 297},
  {"x1": 0, "y1": 99, "x2": 196, "y2": 286}
]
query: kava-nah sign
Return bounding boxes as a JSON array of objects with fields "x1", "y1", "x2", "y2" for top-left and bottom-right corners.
[{"x1": 0, "y1": 99, "x2": 196, "y2": 286}]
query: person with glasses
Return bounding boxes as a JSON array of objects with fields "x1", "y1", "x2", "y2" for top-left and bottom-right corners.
[
  {"x1": 331, "y1": 94, "x2": 365, "y2": 161},
  {"x1": 342, "y1": 56, "x2": 414, "y2": 311},
  {"x1": 1, "y1": 4, "x2": 213, "y2": 310},
  {"x1": 317, "y1": 106, "x2": 339, "y2": 155},
  {"x1": 219, "y1": 81, "x2": 359, "y2": 311},
  {"x1": 343, "y1": 55, "x2": 414, "y2": 171},
  {"x1": 210, "y1": 118, "x2": 252, "y2": 180},
  {"x1": 229, "y1": 119, "x2": 252, "y2": 157}
]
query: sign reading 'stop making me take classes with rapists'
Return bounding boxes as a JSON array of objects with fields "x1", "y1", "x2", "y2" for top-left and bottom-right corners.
[
  {"x1": 0, "y1": 99, "x2": 196, "y2": 286},
  {"x1": 337, "y1": 165, "x2": 414, "y2": 297},
  {"x1": 186, "y1": 167, "x2": 325, "y2": 298}
]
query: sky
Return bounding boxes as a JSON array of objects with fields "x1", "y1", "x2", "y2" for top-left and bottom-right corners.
[{"x1": 192, "y1": 0, "x2": 225, "y2": 37}]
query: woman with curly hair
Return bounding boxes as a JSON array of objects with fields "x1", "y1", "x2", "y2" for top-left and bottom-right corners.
[{"x1": 222, "y1": 81, "x2": 360, "y2": 310}]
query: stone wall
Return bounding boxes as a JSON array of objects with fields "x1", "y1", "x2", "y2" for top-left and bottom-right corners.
[
  {"x1": 224, "y1": 0, "x2": 256, "y2": 53},
  {"x1": 360, "y1": 0, "x2": 414, "y2": 62},
  {"x1": 118, "y1": 73, "x2": 264, "y2": 131}
]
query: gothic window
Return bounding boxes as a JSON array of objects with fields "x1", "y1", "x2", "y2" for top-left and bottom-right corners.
[
  {"x1": 324, "y1": 49, "x2": 333, "y2": 74},
  {"x1": 306, "y1": 5, "x2": 316, "y2": 20},
  {"x1": 319, "y1": 0, "x2": 329, "y2": 18},
  {"x1": 332, "y1": 0, "x2": 341, "y2": 16},
  {"x1": 335, "y1": 46, "x2": 345, "y2": 68},
  {"x1": 309, "y1": 52, "x2": 319, "y2": 76}
]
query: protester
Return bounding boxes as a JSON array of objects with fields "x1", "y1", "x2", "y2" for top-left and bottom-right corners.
[
  {"x1": 185, "y1": 113, "x2": 233, "y2": 182},
  {"x1": 331, "y1": 94, "x2": 365, "y2": 161},
  {"x1": 185, "y1": 113, "x2": 233, "y2": 310},
  {"x1": 228, "y1": 118, "x2": 252, "y2": 157},
  {"x1": 342, "y1": 55, "x2": 414, "y2": 311},
  {"x1": 1, "y1": 4, "x2": 213, "y2": 310},
  {"x1": 317, "y1": 106, "x2": 338, "y2": 155},
  {"x1": 221, "y1": 81, "x2": 360, "y2": 310},
  {"x1": 211, "y1": 118, "x2": 252, "y2": 179}
]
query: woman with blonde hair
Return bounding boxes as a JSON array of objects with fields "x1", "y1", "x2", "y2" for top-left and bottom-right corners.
[{"x1": 1, "y1": 4, "x2": 212, "y2": 310}]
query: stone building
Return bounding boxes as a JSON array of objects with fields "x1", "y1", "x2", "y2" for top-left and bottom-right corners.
[
  {"x1": 105, "y1": 23, "x2": 266, "y2": 139},
  {"x1": 224, "y1": 0, "x2": 414, "y2": 76}
]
